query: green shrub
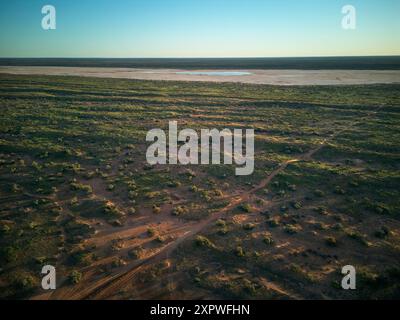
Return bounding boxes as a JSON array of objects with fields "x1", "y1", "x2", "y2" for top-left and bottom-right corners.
[
  {"x1": 111, "y1": 258, "x2": 126, "y2": 268},
  {"x1": 347, "y1": 230, "x2": 370, "y2": 246},
  {"x1": 216, "y1": 219, "x2": 226, "y2": 227},
  {"x1": 267, "y1": 217, "x2": 280, "y2": 228},
  {"x1": 314, "y1": 206, "x2": 328, "y2": 215},
  {"x1": 167, "y1": 180, "x2": 181, "y2": 188},
  {"x1": 263, "y1": 235, "x2": 274, "y2": 245},
  {"x1": 334, "y1": 186, "x2": 345, "y2": 195},
  {"x1": 172, "y1": 205, "x2": 188, "y2": 216},
  {"x1": 325, "y1": 236, "x2": 338, "y2": 247},
  {"x1": 69, "y1": 270, "x2": 82, "y2": 284},
  {"x1": 238, "y1": 203, "x2": 251, "y2": 213},
  {"x1": 235, "y1": 246, "x2": 245, "y2": 257},
  {"x1": 314, "y1": 189, "x2": 325, "y2": 197},
  {"x1": 152, "y1": 205, "x2": 161, "y2": 214},
  {"x1": 243, "y1": 223, "x2": 256, "y2": 230},
  {"x1": 1, "y1": 246, "x2": 18, "y2": 263},
  {"x1": 13, "y1": 274, "x2": 38, "y2": 292},
  {"x1": 69, "y1": 250, "x2": 94, "y2": 266},
  {"x1": 284, "y1": 224, "x2": 301, "y2": 234},
  {"x1": 291, "y1": 201, "x2": 302, "y2": 209},
  {"x1": 195, "y1": 235, "x2": 215, "y2": 249},
  {"x1": 103, "y1": 201, "x2": 124, "y2": 217},
  {"x1": 70, "y1": 181, "x2": 92, "y2": 194},
  {"x1": 374, "y1": 226, "x2": 390, "y2": 239},
  {"x1": 145, "y1": 191, "x2": 161, "y2": 199},
  {"x1": 128, "y1": 246, "x2": 144, "y2": 259},
  {"x1": 155, "y1": 235, "x2": 165, "y2": 243},
  {"x1": 147, "y1": 227, "x2": 157, "y2": 237},
  {"x1": 218, "y1": 227, "x2": 229, "y2": 235}
]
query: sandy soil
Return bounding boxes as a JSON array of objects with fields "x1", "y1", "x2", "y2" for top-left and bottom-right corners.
[{"x1": 1, "y1": 66, "x2": 400, "y2": 85}]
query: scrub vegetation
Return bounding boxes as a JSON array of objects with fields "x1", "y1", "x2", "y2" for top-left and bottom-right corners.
[{"x1": 0, "y1": 74, "x2": 399, "y2": 299}]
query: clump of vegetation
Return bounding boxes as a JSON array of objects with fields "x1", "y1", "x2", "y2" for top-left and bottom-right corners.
[
  {"x1": 267, "y1": 217, "x2": 280, "y2": 228},
  {"x1": 315, "y1": 222, "x2": 329, "y2": 230},
  {"x1": 349, "y1": 181, "x2": 359, "y2": 187},
  {"x1": 218, "y1": 227, "x2": 229, "y2": 235},
  {"x1": 277, "y1": 190, "x2": 285, "y2": 197},
  {"x1": 325, "y1": 236, "x2": 338, "y2": 247},
  {"x1": 147, "y1": 227, "x2": 157, "y2": 237},
  {"x1": 167, "y1": 180, "x2": 181, "y2": 188},
  {"x1": 111, "y1": 257, "x2": 127, "y2": 268},
  {"x1": 103, "y1": 201, "x2": 124, "y2": 218},
  {"x1": 128, "y1": 246, "x2": 144, "y2": 259},
  {"x1": 11, "y1": 183, "x2": 22, "y2": 193},
  {"x1": 234, "y1": 246, "x2": 245, "y2": 257},
  {"x1": 289, "y1": 263, "x2": 316, "y2": 283},
  {"x1": 215, "y1": 219, "x2": 226, "y2": 227},
  {"x1": 70, "y1": 180, "x2": 92, "y2": 194},
  {"x1": 365, "y1": 201, "x2": 392, "y2": 215},
  {"x1": 263, "y1": 234, "x2": 274, "y2": 245},
  {"x1": 238, "y1": 203, "x2": 252, "y2": 213},
  {"x1": 358, "y1": 267, "x2": 379, "y2": 286},
  {"x1": 243, "y1": 223, "x2": 256, "y2": 230},
  {"x1": 314, "y1": 189, "x2": 325, "y2": 197},
  {"x1": 172, "y1": 205, "x2": 188, "y2": 216},
  {"x1": 145, "y1": 191, "x2": 161, "y2": 199},
  {"x1": 347, "y1": 230, "x2": 370, "y2": 246},
  {"x1": 314, "y1": 206, "x2": 328, "y2": 215},
  {"x1": 0, "y1": 221, "x2": 13, "y2": 235},
  {"x1": 12, "y1": 273, "x2": 38, "y2": 293},
  {"x1": 333, "y1": 223, "x2": 344, "y2": 231},
  {"x1": 1, "y1": 246, "x2": 18, "y2": 263},
  {"x1": 215, "y1": 219, "x2": 229, "y2": 235},
  {"x1": 155, "y1": 235, "x2": 165, "y2": 243},
  {"x1": 64, "y1": 218, "x2": 95, "y2": 243},
  {"x1": 291, "y1": 201, "x2": 302, "y2": 209},
  {"x1": 111, "y1": 219, "x2": 123, "y2": 227},
  {"x1": 195, "y1": 235, "x2": 215, "y2": 249},
  {"x1": 69, "y1": 249, "x2": 95, "y2": 266},
  {"x1": 152, "y1": 204, "x2": 161, "y2": 214},
  {"x1": 69, "y1": 270, "x2": 82, "y2": 284},
  {"x1": 374, "y1": 226, "x2": 390, "y2": 239},
  {"x1": 334, "y1": 186, "x2": 346, "y2": 195},
  {"x1": 284, "y1": 224, "x2": 301, "y2": 234}
]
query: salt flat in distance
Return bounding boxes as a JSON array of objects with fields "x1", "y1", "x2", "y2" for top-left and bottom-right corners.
[{"x1": 1, "y1": 66, "x2": 400, "y2": 85}]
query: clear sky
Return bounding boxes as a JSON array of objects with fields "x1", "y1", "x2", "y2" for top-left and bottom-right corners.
[{"x1": 0, "y1": 0, "x2": 399, "y2": 58}]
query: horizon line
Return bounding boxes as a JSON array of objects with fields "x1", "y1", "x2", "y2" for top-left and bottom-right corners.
[{"x1": 1, "y1": 55, "x2": 400, "y2": 60}]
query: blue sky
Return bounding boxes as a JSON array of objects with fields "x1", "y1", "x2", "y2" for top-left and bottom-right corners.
[{"x1": 0, "y1": 0, "x2": 399, "y2": 57}]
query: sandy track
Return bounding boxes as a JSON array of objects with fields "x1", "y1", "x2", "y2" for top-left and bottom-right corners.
[{"x1": 1, "y1": 66, "x2": 400, "y2": 85}]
